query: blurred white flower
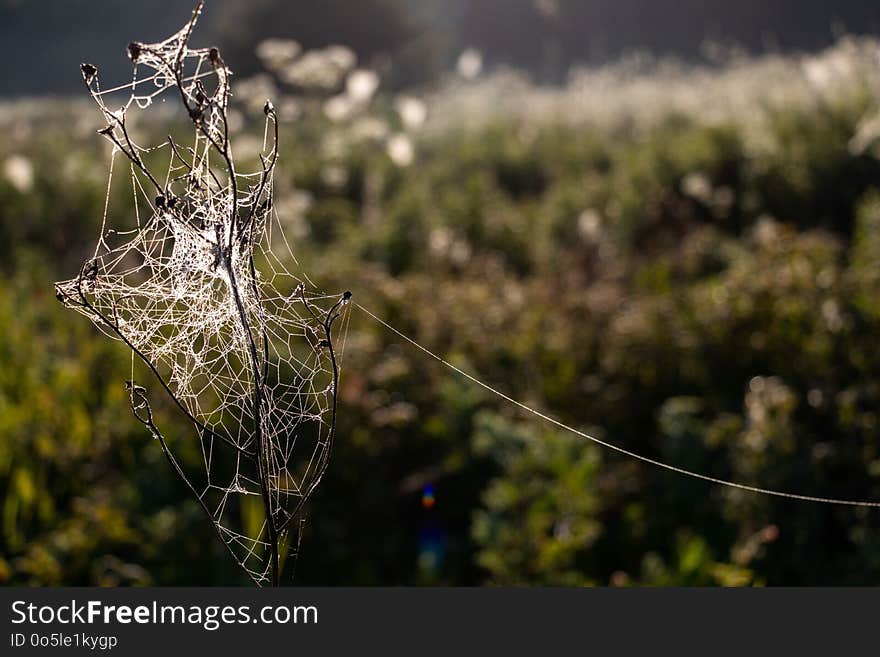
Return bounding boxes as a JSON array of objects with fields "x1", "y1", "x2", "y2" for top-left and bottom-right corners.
[
  {"x1": 281, "y1": 45, "x2": 356, "y2": 91},
  {"x1": 255, "y1": 38, "x2": 301, "y2": 71},
  {"x1": 752, "y1": 216, "x2": 781, "y2": 248},
  {"x1": 323, "y1": 45, "x2": 357, "y2": 72},
  {"x1": 4, "y1": 154, "x2": 33, "y2": 193},
  {"x1": 429, "y1": 227, "x2": 453, "y2": 255},
  {"x1": 282, "y1": 53, "x2": 340, "y2": 90},
  {"x1": 324, "y1": 94, "x2": 357, "y2": 122},
  {"x1": 386, "y1": 133, "x2": 414, "y2": 167},
  {"x1": 821, "y1": 299, "x2": 844, "y2": 333},
  {"x1": 346, "y1": 69, "x2": 380, "y2": 104},
  {"x1": 682, "y1": 172, "x2": 712, "y2": 203},
  {"x1": 802, "y1": 57, "x2": 832, "y2": 90},
  {"x1": 321, "y1": 164, "x2": 349, "y2": 189},
  {"x1": 849, "y1": 110, "x2": 880, "y2": 155},
  {"x1": 395, "y1": 95, "x2": 427, "y2": 129},
  {"x1": 744, "y1": 376, "x2": 795, "y2": 450},
  {"x1": 577, "y1": 209, "x2": 602, "y2": 239},
  {"x1": 457, "y1": 48, "x2": 483, "y2": 80}
]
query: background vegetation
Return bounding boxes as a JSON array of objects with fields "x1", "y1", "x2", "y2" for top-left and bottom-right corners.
[{"x1": 3, "y1": 13, "x2": 880, "y2": 585}]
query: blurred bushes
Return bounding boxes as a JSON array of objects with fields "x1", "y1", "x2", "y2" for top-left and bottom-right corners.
[
  {"x1": 4, "y1": 46, "x2": 880, "y2": 585},
  {"x1": 0, "y1": 262, "x2": 245, "y2": 584}
]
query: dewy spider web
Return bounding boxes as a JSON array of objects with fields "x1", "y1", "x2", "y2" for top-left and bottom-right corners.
[
  {"x1": 55, "y1": 2, "x2": 351, "y2": 586},
  {"x1": 56, "y1": 0, "x2": 880, "y2": 589}
]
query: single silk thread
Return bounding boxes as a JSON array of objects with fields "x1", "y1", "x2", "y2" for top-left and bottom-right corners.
[{"x1": 355, "y1": 302, "x2": 880, "y2": 508}]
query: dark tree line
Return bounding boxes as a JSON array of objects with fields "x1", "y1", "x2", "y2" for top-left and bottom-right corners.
[{"x1": 4, "y1": 0, "x2": 880, "y2": 95}]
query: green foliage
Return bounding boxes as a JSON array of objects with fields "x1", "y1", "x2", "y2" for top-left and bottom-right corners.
[
  {"x1": 4, "y1": 64, "x2": 880, "y2": 585},
  {"x1": 471, "y1": 412, "x2": 602, "y2": 586}
]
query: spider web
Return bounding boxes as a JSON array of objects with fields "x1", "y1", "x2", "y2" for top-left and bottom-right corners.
[{"x1": 55, "y1": 3, "x2": 352, "y2": 585}]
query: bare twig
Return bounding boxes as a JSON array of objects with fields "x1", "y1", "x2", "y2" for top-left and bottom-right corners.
[{"x1": 57, "y1": 3, "x2": 347, "y2": 586}]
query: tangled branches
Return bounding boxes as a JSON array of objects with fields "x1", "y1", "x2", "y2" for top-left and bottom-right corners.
[{"x1": 54, "y1": 2, "x2": 351, "y2": 586}]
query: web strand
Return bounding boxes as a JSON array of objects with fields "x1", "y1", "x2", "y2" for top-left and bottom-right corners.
[{"x1": 355, "y1": 302, "x2": 880, "y2": 508}]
